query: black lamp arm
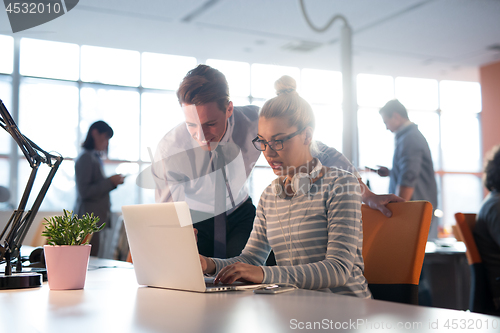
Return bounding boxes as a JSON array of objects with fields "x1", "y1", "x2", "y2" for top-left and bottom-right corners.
[{"x1": 0, "y1": 99, "x2": 63, "y2": 271}]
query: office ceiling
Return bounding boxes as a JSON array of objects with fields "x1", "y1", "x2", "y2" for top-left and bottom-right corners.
[{"x1": 1, "y1": 0, "x2": 500, "y2": 82}]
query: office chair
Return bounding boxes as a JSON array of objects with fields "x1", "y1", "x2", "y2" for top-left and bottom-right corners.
[
  {"x1": 362, "y1": 201, "x2": 432, "y2": 304},
  {"x1": 454, "y1": 212, "x2": 497, "y2": 315}
]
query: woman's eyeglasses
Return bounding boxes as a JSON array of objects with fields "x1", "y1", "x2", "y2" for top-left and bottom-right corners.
[{"x1": 252, "y1": 128, "x2": 304, "y2": 152}]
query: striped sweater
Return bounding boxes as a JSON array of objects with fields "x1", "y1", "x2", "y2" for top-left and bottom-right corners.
[{"x1": 212, "y1": 168, "x2": 372, "y2": 298}]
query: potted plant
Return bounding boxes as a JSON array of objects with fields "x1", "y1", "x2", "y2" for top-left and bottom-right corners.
[{"x1": 42, "y1": 210, "x2": 105, "y2": 290}]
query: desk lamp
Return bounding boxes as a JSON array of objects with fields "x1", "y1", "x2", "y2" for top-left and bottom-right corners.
[{"x1": 0, "y1": 99, "x2": 63, "y2": 289}]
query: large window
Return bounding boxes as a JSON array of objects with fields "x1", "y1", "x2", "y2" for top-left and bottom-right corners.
[
  {"x1": 81, "y1": 45, "x2": 140, "y2": 87},
  {"x1": 207, "y1": 59, "x2": 250, "y2": 98},
  {"x1": 439, "y1": 81, "x2": 482, "y2": 228},
  {"x1": 0, "y1": 35, "x2": 484, "y2": 238},
  {"x1": 301, "y1": 68, "x2": 343, "y2": 151},
  {"x1": 80, "y1": 87, "x2": 140, "y2": 161},
  {"x1": 0, "y1": 36, "x2": 13, "y2": 210},
  {"x1": 20, "y1": 38, "x2": 79, "y2": 81},
  {"x1": 142, "y1": 53, "x2": 196, "y2": 90},
  {"x1": 251, "y1": 64, "x2": 300, "y2": 99},
  {"x1": 0, "y1": 77, "x2": 13, "y2": 156},
  {"x1": 357, "y1": 74, "x2": 395, "y2": 195},
  {"x1": 0, "y1": 159, "x2": 9, "y2": 189},
  {"x1": 0, "y1": 35, "x2": 14, "y2": 75},
  {"x1": 140, "y1": 92, "x2": 183, "y2": 161},
  {"x1": 19, "y1": 78, "x2": 79, "y2": 158}
]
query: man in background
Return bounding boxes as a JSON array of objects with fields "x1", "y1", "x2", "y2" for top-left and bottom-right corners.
[
  {"x1": 375, "y1": 99, "x2": 438, "y2": 306},
  {"x1": 376, "y1": 99, "x2": 439, "y2": 240}
]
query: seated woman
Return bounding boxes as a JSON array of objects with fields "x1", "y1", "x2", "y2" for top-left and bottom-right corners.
[
  {"x1": 199, "y1": 76, "x2": 371, "y2": 298},
  {"x1": 474, "y1": 145, "x2": 500, "y2": 312}
]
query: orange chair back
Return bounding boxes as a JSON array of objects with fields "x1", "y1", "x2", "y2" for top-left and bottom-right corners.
[
  {"x1": 362, "y1": 201, "x2": 433, "y2": 285},
  {"x1": 126, "y1": 251, "x2": 133, "y2": 263},
  {"x1": 454, "y1": 213, "x2": 481, "y2": 265}
]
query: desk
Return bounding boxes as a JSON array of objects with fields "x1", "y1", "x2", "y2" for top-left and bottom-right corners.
[
  {"x1": 424, "y1": 241, "x2": 471, "y2": 310},
  {"x1": 1, "y1": 258, "x2": 498, "y2": 333}
]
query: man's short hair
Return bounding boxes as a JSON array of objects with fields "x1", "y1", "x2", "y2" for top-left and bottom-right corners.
[
  {"x1": 176, "y1": 64, "x2": 230, "y2": 112},
  {"x1": 484, "y1": 145, "x2": 500, "y2": 192},
  {"x1": 379, "y1": 99, "x2": 409, "y2": 119}
]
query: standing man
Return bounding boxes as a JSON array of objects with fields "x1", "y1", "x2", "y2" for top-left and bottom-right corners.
[
  {"x1": 152, "y1": 65, "x2": 401, "y2": 260},
  {"x1": 376, "y1": 99, "x2": 439, "y2": 240}
]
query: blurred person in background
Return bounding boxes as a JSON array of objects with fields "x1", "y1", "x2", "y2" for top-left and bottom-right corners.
[
  {"x1": 474, "y1": 144, "x2": 500, "y2": 314},
  {"x1": 74, "y1": 121, "x2": 124, "y2": 257},
  {"x1": 375, "y1": 99, "x2": 438, "y2": 240},
  {"x1": 374, "y1": 99, "x2": 438, "y2": 307}
]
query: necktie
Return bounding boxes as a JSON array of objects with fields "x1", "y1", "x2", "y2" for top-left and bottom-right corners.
[
  {"x1": 212, "y1": 148, "x2": 227, "y2": 258},
  {"x1": 211, "y1": 145, "x2": 237, "y2": 258}
]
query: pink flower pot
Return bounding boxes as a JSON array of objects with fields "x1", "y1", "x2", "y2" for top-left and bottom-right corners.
[{"x1": 43, "y1": 244, "x2": 91, "y2": 290}]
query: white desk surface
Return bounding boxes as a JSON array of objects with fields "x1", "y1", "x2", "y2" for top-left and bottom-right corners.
[
  {"x1": 1, "y1": 258, "x2": 498, "y2": 333},
  {"x1": 425, "y1": 240, "x2": 467, "y2": 254}
]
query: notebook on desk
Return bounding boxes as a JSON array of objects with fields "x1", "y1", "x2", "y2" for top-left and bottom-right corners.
[{"x1": 121, "y1": 202, "x2": 269, "y2": 293}]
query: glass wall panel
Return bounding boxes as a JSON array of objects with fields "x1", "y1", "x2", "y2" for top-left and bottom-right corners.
[
  {"x1": 81, "y1": 46, "x2": 140, "y2": 87},
  {"x1": 207, "y1": 59, "x2": 250, "y2": 98},
  {"x1": 357, "y1": 107, "x2": 394, "y2": 170},
  {"x1": 301, "y1": 69, "x2": 342, "y2": 105},
  {"x1": 395, "y1": 77, "x2": 438, "y2": 111},
  {"x1": 18, "y1": 159, "x2": 75, "y2": 212},
  {"x1": 312, "y1": 104, "x2": 342, "y2": 153},
  {"x1": 0, "y1": 78, "x2": 12, "y2": 155},
  {"x1": 19, "y1": 78, "x2": 79, "y2": 158},
  {"x1": 0, "y1": 159, "x2": 10, "y2": 210},
  {"x1": 142, "y1": 53, "x2": 196, "y2": 90},
  {"x1": 105, "y1": 162, "x2": 138, "y2": 212},
  {"x1": 440, "y1": 80, "x2": 482, "y2": 113},
  {"x1": 442, "y1": 174, "x2": 482, "y2": 226},
  {"x1": 357, "y1": 74, "x2": 394, "y2": 108},
  {"x1": 251, "y1": 64, "x2": 300, "y2": 99},
  {"x1": 20, "y1": 38, "x2": 79, "y2": 80},
  {"x1": 141, "y1": 92, "x2": 183, "y2": 161},
  {"x1": 0, "y1": 35, "x2": 14, "y2": 74},
  {"x1": 80, "y1": 87, "x2": 140, "y2": 161},
  {"x1": 357, "y1": 107, "x2": 394, "y2": 194},
  {"x1": 441, "y1": 113, "x2": 481, "y2": 172}
]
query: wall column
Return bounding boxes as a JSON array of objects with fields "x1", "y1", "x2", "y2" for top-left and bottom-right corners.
[{"x1": 479, "y1": 60, "x2": 500, "y2": 163}]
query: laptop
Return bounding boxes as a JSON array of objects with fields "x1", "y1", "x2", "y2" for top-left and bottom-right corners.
[{"x1": 121, "y1": 202, "x2": 270, "y2": 292}]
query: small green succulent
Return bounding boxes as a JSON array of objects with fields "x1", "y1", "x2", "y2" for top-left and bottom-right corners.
[{"x1": 42, "y1": 210, "x2": 105, "y2": 246}]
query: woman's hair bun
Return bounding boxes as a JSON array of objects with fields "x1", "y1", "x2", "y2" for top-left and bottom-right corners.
[{"x1": 275, "y1": 75, "x2": 297, "y2": 96}]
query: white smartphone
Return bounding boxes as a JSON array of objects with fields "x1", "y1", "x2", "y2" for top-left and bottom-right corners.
[{"x1": 254, "y1": 284, "x2": 297, "y2": 294}]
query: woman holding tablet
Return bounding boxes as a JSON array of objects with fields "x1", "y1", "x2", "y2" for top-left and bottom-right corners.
[{"x1": 200, "y1": 76, "x2": 371, "y2": 298}]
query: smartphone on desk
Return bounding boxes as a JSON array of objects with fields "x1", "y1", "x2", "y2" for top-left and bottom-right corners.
[{"x1": 254, "y1": 284, "x2": 297, "y2": 294}]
